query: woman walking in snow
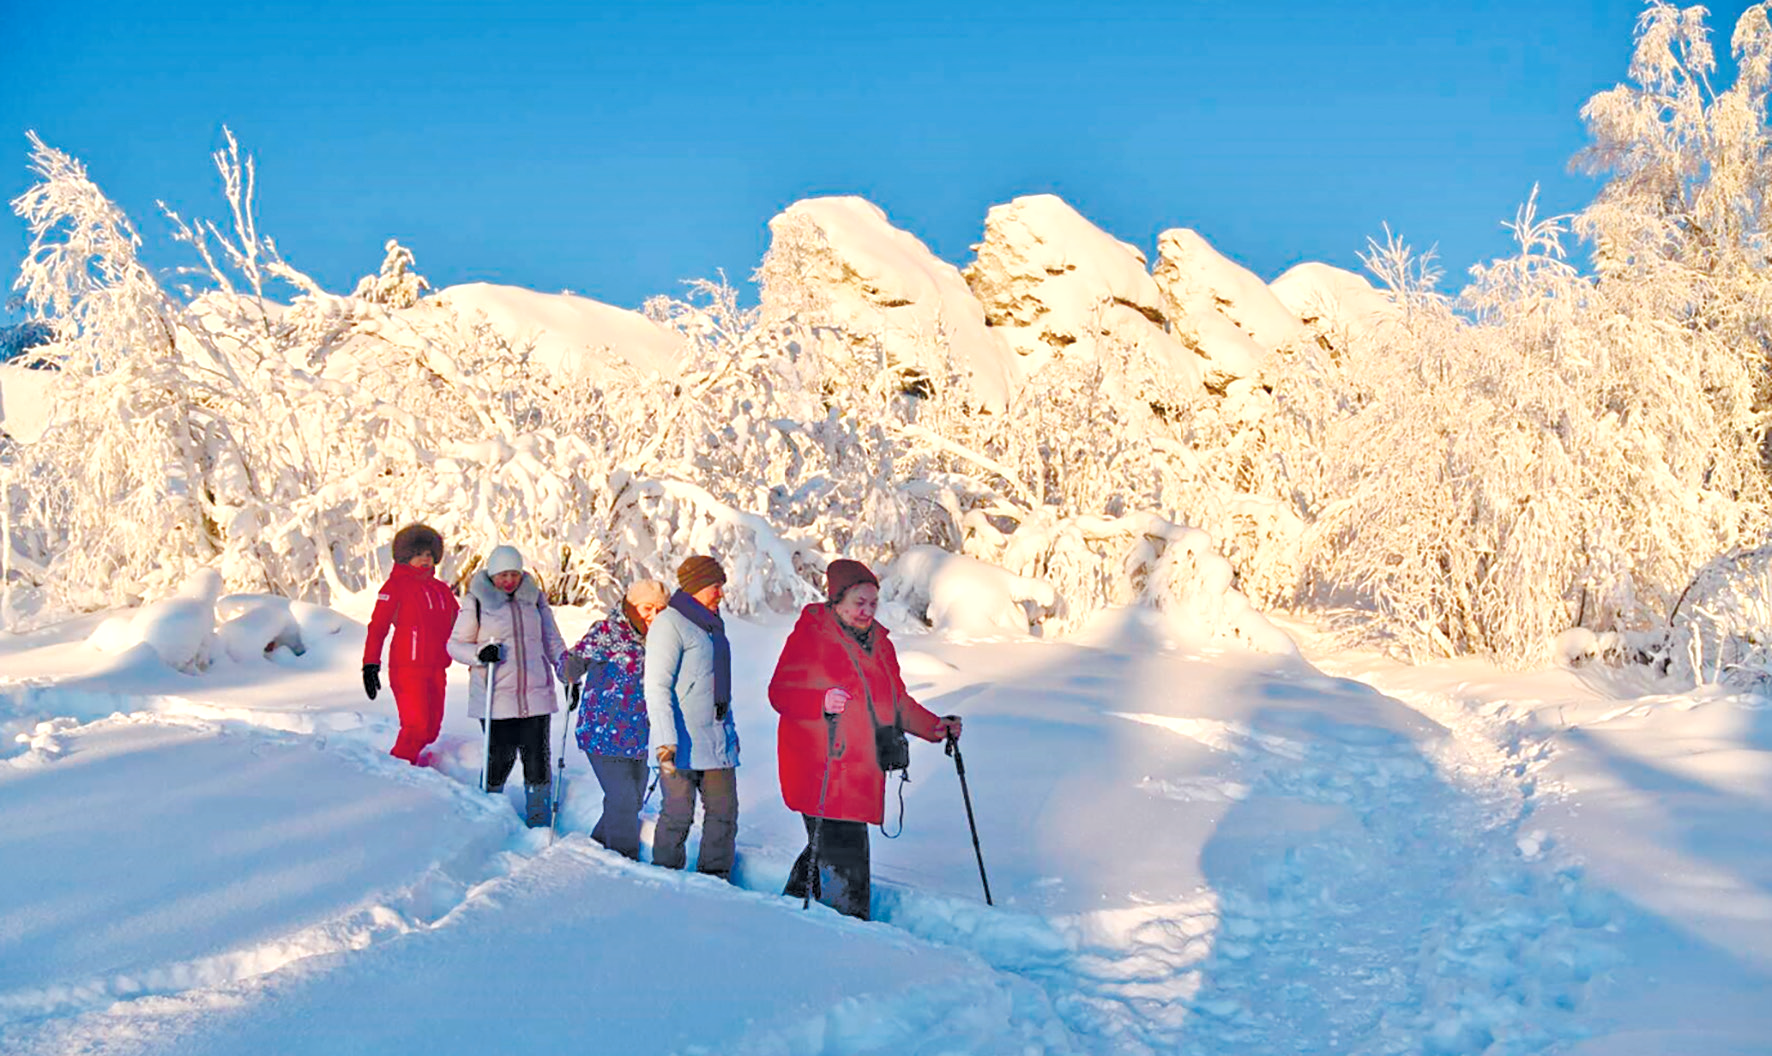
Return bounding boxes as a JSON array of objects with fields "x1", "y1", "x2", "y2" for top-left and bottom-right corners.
[
  {"x1": 449, "y1": 545, "x2": 567, "y2": 828},
  {"x1": 362, "y1": 523, "x2": 460, "y2": 766},
  {"x1": 558, "y1": 578, "x2": 669, "y2": 859},
  {"x1": 770, "y1": 559, "x2": 961, "y2": 919},
  {"x1": 645, "y1": 555, "x2": 741, "y2": 880}
]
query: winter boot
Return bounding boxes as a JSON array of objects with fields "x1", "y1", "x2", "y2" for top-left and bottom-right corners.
[{"x1": 524, "y1": 782, "x2": 553, "y2": 828}]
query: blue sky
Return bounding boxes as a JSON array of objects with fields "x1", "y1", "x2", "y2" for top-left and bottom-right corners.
[{"x1": 0, "y1": 1, "x2": 1757, "y2": 315}]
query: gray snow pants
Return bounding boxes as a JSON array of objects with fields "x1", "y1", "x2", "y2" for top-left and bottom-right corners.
[
  {"x1": 653, "y1": 766, "x2": 738, "y2": 879},
  {"x1": 588, "y1": 754, "x2": 648, "y2": 860}
]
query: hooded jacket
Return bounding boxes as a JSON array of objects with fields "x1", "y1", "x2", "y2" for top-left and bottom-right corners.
[
  {"x1": 768, "y1": 603, "x2": 943, "y2": 824},
  {"x1": 448, "y1": 570, "x2": 566, "y2": 720}
]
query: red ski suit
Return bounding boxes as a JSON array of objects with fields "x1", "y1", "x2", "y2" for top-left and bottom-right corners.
[
  {"x1": 769, "y1": 604, "x2": 943, "y2": 824},
  {"x1": 364, "y1": 562, "x2": 460, "y2": 763}
]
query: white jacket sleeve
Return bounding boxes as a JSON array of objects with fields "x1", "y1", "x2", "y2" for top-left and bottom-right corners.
[
  {"x1": 643, "y1": 613, "x2": 683, "y2": 751},
  {"x1": 447, "y1": 598, "x2": 484, "y2": 666}
]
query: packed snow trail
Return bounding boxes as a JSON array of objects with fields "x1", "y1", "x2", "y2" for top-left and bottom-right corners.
[{"x1": 1, "y1": 610, "x2": 1620, "y2": 1054}]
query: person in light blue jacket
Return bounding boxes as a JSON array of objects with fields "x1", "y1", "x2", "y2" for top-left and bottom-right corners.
[{"x1": 645, "y1": 555, "x2": 740, "y2": 879}]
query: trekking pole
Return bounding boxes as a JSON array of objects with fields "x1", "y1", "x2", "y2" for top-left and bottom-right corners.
[
  {"x1": 803, "y1": 713, "x2": 840, "y2": 910},
  {"x1": 944, "y1": 723, "x2": 993, "y2": 907},
  {"x1": 479, "y1": 647, "x2": 501, "y2": 794},
  {"x1": 550, "y1": 676, "x2": 581, "y2": 841}
]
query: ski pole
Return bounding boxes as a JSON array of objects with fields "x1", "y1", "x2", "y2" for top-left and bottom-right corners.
[
  {"x1": 480, "y1": 645, "x2": 501, "y2": 794},
  {"x1": 550, "y1": 676, "x2": 581, "y2": 841},
  {"x1": 944, "y1": 723, "x2": 993, "y2": 907},
  {"x1": 803, "y1": 713, "x2": 840, "y2": 910}
]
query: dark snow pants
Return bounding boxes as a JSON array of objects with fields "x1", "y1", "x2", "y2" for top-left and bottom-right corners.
[
  {"x1": 784, "y1": 815, "x2": 871, "y2": 920},
  {"x1": 588, "y1": 754, "x2": 648, "y2": 860},
  {"x1": 481, "y1": 715, "x2": 550, "y2": 790},
  {"x1": 653, "y1": 766, "x2": 738, "y2": 879}
]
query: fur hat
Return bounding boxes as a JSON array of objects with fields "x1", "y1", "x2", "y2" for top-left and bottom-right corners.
[
  {"x1": 391, "y1": 523, "x2": 444, "y2": 565},
  {"x1": 825, "y1": 558, "x2": 879, "y2": 604},
  {"x1": 626, "y1": 579, "x2": 669, "y2": 608},
  {"x1": 485, "y1": 545, "x2": 524, "y2": 576},
  {"x1": 676, "y1": 555, "x2": 727, "y2": 597}
]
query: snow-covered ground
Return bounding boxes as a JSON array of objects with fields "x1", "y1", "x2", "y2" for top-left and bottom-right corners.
[{"x1": 3, "y1": 605, "x2": 1767, "y2": 1054}]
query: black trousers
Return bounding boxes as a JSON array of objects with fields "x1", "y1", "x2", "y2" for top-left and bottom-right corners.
[
  {"x1": 481, "y1": 715, "x2": 550, "y2": 790},
  {"x1": 784, "y1": 814, "x2": 871, "y2": 920}
]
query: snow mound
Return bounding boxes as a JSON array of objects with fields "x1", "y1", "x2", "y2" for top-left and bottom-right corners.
[
  {"x1": 215, "y1": 594, "x2": 307, "y2": 662},
  {"x1": 428, "y1": 282, "x2": 684, "y2": 379},
  {"x1": 1268, "y1": 262, "x2": 1397, "y2": 346},
  {"x1": 883, "y1": 545, "x2": 1058, "y2": 637},
  {"x1": 1152, "y1": 229, "x2": 1308, "y2": 387},
  {"x1": 85, "y1": 569, "x2": 224, "y2": 672},
  {"x1": 0, "y1": 362, "x2": 57, "y2": 443},
  {"x1": 963, "y1": 195, "x2": 1202, "y2": 387},
  {"x1": 761, "y1": 197, "x2": 1016, "y2": 409}
]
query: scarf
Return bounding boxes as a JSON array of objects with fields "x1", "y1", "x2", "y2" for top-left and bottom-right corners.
[
  {"x1": 834, "y1": 604, "x2": 876, "y2": 653},
  {"x1": 670, "y1": 589, "x2": 731, "y2": 709}
]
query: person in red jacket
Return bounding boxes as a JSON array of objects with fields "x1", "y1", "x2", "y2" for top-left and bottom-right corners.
[
  {"x1": 769, "y1": 559, "x2": 961, "y2": 918},
  {"x1": 362, "y1": 523, "x2": 461, "y2": 765}
]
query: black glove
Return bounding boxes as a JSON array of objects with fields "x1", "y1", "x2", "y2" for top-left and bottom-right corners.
[
  {"x1": 477, "y1": 643, "x2": 505, "y2": 664},
  {"x1": 362, "y1": 664, "x2": 380, "y2": 700}
]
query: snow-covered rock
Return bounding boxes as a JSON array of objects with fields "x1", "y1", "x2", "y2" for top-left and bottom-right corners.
[
  {"x1": 882, "y1": 545, "x2": 1058, "y2": 636},
  {"x1": 963, "y1": 195, "x2": 1202, "y2": 388},
  {"x1": 86, "y1": 569, "x2": 223, "y2": 672},
  {"x1": 1151, "y1": 229, "x2": 1309, "y2": 388},
  {"x1": 1268, "y1": 262, "x2": 1397, "y2": 348},
  {"x1": 429, "y1": 282, "x2": 684, "y2": 379},
  {"x1": 215, "y1": 594, "x2": 307, "y2": 662},
  {"x1": 759, "y1": 197, "x2": 1016, "y2": 409}
]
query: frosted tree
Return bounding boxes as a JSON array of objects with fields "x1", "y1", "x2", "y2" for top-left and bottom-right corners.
[{"x1": 352, "y1": 239, "x2": 431, "y2": 308}]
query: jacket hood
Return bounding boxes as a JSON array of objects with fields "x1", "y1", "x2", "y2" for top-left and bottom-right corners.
[{"x1": 468, "y1": 569, "x2": 542, "y2": 607}]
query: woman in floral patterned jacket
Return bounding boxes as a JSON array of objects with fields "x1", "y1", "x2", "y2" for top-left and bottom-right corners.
[{"x1": 558, "y1": 579, "x2": 670, "y2": 859}]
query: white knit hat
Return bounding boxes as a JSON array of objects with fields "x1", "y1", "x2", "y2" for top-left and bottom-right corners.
[{"x1": 485, "y1": 545, "x2": 524, "y2": 576}]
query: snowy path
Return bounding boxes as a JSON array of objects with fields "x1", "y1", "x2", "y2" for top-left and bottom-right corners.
[
  {"x1": 0, "y1": 612, "x2": 1632, "y2": 1054},
  {"x1": 840, "y1": 624, "x2": 1607, "y2": 1056}
]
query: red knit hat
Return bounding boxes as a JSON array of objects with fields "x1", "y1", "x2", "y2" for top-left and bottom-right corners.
[{"x1": 825, "y1": 559, "x2": 879, "y2": 604}]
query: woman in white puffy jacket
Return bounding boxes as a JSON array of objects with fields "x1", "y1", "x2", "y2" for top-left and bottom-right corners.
[{"x1": 448, "y1": 545, "x2": 566, "y2": 827}]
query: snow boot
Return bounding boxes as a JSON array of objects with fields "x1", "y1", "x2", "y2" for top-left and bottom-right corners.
[{"x1": 524, "y1": 782, "x2": 553, "y2": 828}]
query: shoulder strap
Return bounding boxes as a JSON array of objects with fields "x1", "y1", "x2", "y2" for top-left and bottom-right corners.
[{"x1": 834, "y1": 629, "x2": 902, "y2": 734}]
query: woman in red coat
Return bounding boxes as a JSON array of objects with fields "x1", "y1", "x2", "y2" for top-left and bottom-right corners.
[
  {"x1": 362, "y1": 523, "x2": 460, "y2": 765},
  {"x1": 769, "y1": 559, "x2": 961, "y2": 918}
]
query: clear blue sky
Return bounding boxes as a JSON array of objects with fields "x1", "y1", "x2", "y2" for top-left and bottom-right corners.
[{"x1": 0, "y1": 1, "x2": 1756, "y2": 315}]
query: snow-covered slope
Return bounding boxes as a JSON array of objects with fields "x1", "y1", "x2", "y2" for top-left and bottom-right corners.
[
  {"x1": 761, "y1": 197, "x2": 1016, "y2": 410},
  {"x1": 10, "y1": 598, "x2": 1764, "y2": 1053},
  {"x1": 1268, "y1": 261, "x2": 1397, "y2": 346},
  {"x1": 1151, "y1": 229, "x2": 1309, "y2": 387},
  {"x1": 963, "y1": 195, "x2": 1202, "y2": 388},
  {"x1": 429, "y1": 282, "x2": 684, "y2": 379}
]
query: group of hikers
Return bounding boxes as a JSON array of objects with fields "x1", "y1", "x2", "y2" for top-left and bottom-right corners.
[{"x1": 360, "y1": 523, "x2": 963, "y2": 919}]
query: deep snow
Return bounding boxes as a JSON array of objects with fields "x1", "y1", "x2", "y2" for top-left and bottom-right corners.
[{"x1": 2, "y1": 604, "x2": 1768, "y2": 1054}]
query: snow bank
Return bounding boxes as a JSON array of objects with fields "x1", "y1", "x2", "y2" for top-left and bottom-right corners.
[
  {"x1": 963, "y1": 194, "x2": 1202, "y2": 387},
  {"x1": 428, "y1": 282, "x2": 684, "y2": 379},
  {"x1": 85, "y1": 569, "x2": 224, "y2": 672},
  {"x1": 761, "y1": 196, "x2": 1016, "y2": 409},
  {"x1": 882, "y1": 545, "x2": 1058, "y2": 636}
]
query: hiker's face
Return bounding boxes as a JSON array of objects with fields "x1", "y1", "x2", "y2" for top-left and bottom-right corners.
[
  {"x1": 406, "y1": 553, "x2": 436, "y2": 571},
  {"x1": 492, "y1": 570, "x2": 523, "y2": 593},
  {"x1": 834, "y1": 583, "x2": 879, "y2": 631},
  {"x1": 635, "y1": 598, "x2": 666, "y2": 628},
  {"x1": 692, "y1": 583, "x2": 724, "y2": 612}
]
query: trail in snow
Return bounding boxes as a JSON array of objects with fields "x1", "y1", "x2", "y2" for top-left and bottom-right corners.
[{"x1": 1, "y1": 612, "x2": 1623, "y2": 1055}]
